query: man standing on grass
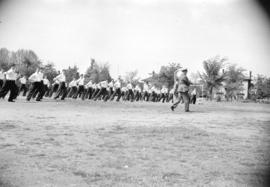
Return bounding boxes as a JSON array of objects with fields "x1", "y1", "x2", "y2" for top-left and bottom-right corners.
[
  {"x1": 53, "y1": 69, "x2": 67, "y2": 100},
  {"x1": 74, "y1": 74, "x2": 85, "y2": 100},
  {"x1": 0, "y1": 64, "x2": 18, "y2": 102},
  {"x1": 0, "y1": 68, "x2": 4, "y2": 89},
  {"x1": 19, "y1": 75, "x2": 28, "y2": 96},
  {"x1": 26, "y1": 67, "x2": 44, "y2": 102},
  {"x1": 110, "y1": 78, "x2": 122, "y2": 101},
  {"x1": 171, "y1": 68, "x2": 191, "y2": 112},
  {"x1": 160, "y1": 85, "x2": 168, "y2": 103}
]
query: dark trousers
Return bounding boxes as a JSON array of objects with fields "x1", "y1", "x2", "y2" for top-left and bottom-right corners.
[
  {"x1": 86, "y1": 87, "x2": 94, "y2": 99},
  {"x1": 190, "y1": 95, "x2": 196, "y2": 104},
  {"x1": 0, "y1": 80, "x2": 17, "y2": 101},
  {"x1": 160, "y1": 93, "x2": 168, "y2": 103},
  {"x1": 110, "y1": 88, "x2": 121, "y2": 101},
  {"x1": 94, "y1": 88, "x2": 108, "y2": 101},
  {"x1": 0, "y1": 79, "x2": 3, "y2": 90},
  {"x1": 150, "y1": 92, "x2": 157, "y2": 102},
  {"x1": 126, "y1": 89, "x2": 134, "y2": 101},
  {"x1": 27, "y1": 82, "x2": 42, "y2": 101},
  {"x1": 54, "y1": 82, "x2": 67, "y2": 100},
  {"x1": 68, "y1": 86, "x2": 77, "y2": 98},
  {"x1": 40, "y1": 85, "x2": 48, "y2": 99},
  {"x1": 74, "y1": 85, "x2": 85, "y2": 99},
  {"x1": 172, "y1": 91, "x2": 190, "y2": 112},
  {"x1": 92, "y1": 88, "x2": 100, "y2": 98},
  {"x1": 19, "y1": 84, "x2": 28, "y2": 96},
  {"x1": 49, "y1": 84, "x2": 59, "y2": 97},
  {"x1": 143, "y1": 91, "x2": 149, "y2": 101},
  {"x1": 134, "y1": 91, "x2": 141, "y2": 101}
]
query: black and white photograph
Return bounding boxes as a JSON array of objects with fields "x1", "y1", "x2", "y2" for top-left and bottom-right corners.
[{"x1": 0, "y1": 0, "x2": 270, "y2": 186}]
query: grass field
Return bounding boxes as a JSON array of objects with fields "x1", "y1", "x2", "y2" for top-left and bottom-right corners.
[{"x1": 0, "y1": 99, "x2": 269, "y2": 187}]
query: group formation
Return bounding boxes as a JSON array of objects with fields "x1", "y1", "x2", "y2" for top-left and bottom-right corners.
[{"x1": 0, "y1": 65, "x2": 197, "y2": 107}]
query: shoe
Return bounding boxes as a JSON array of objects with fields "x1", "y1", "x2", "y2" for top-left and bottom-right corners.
[
  {"x1": 170, "y1": 106, "x2": 174, "y2": 111},
  {"x1": 8, "y1": 100, "x2": 15, "y2": 102},
  {"x1": 185, "y1": 110, "x2": 190, "y2": 112}
]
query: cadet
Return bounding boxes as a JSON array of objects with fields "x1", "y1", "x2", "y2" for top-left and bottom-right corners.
[
  {"x1": 54, "y1": 69, "x2": 67, "y2": 100},
  {"x1": 85, "y1": 80, "x2": 94, "y2": 99},
  {"x1": 160, "y1": 85, "x2": 168, "y2": 103},
  {"x1": 126, "y1": 82, "x2": 134, "y2": 102},
  {"x1": 26, "y1": 67, "x2": 43, "y2": 101},
  {"x1": 142, "y1": 82, "x2": 150, "y2": 101},
  {"x1": 110, "y1": 78, "x2": 122, "y2": 101},
  {"x1": 0, "y1": 64, "x2": 18, "y2": 102},
  {"x1": 19, "y1": 75, "x2": 28, "y2": 96},
  {"x1": 0, "y1": 68, "x2": 4, "y2": 89},
  {"x1": 74, "y1": 74, "x2": 85, "y2": 100}
]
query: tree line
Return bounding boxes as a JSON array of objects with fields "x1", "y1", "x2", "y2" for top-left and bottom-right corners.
[{"x1": 0, "y1": 48, "x2": 269, "y2": 100}]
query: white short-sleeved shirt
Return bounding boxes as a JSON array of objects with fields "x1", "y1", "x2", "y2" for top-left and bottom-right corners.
[
  {"x1": 86, "y1": 81, "x2": 93, "y2": 88},
  {"x1": 135, "y1": 85, "x2": 141, "y2": 92},
  {"x1": 0, "y1": 71, "x2": 4, "y2": 80},
  {"x1": 161, "y1": 88, "x2": 168, "y2": 94},
  {"x1": 114, "y1": 81, "x2": 121, "y2": 88},
  {"x1": 127, "y1": 83, "x2": 133, "y2": 90},
  {"x1": 69, "y1": 80, "x2": 76, "y2": 87},
  {"x1": 5, "y1": 68, "x2": 17, "y2": 80},
  {"x1": 108, "y1": 82, "x2": 114, "y2": 88},
  {"x1": 55, "y1": 73, "x2": 66, "y2": 82},
  {"x1": 77, "y1": 78, "x2": 85, "y2": 86},
  {"x1": 143, "y1": 84, "x2": 149, "y2": 92},
  {"x1": 100, "y1": 81, "x2": 108, "y2": 88},
  {"x1": 43, "y1": 78, "x2": 50, "y2": 86},
  {"x1": 20, "y1": 77, "x2": 27, "y2": 84}
]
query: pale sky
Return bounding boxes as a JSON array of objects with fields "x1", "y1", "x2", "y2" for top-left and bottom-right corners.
[{"x1": 0, "y1": 0, "x2": 270, "y2": 79}]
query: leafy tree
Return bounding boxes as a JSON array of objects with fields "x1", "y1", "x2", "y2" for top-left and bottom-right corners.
[
  {"x1": 124, "y1": 70, "x2": 139, "y2": 85},
  {"x1": 64, "y1": 65, "x2": 79, "y2": 83},
  {"x1": 158, "y1": 63, "x2": 182, "y2": 89},
  {"x1": 99, "y1": 63, "x2": 111, "y2": 82},
  {"x1": 0, "y1": 48, "x2": 12, "y2": 70},
  {"x1": 223, "y1": 64, "x2": 245, "y2": 100},
  {"x1": 84, "y1": 59, "x2": 111, "y2": 83},
  {"x1": 254, "y1": 75, "x2": 270, "y2": 99},
  {"x1": 43, "y1": 63, "x2": 58, "y2": 82},
  {"x1": 199, "y1": 56, "x2": 227, "y2": 100}
]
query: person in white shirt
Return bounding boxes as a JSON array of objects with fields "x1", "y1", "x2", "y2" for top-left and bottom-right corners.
[
  {"x1": 160, "y1": 85, "x2": 168, "y2": 103},
  {"x1": 126, "y1": 82, "x2": 134, "y2": 102},
  {"x1": 41, "y1": 76, "x2": 50, "y2": 99},
  {"x1": 19, "y1": 75, "x2": 28, "y2": 96},
  {"x1": 67, "y1": 77, "x2": 77, "y2": 98},
  {"x1": 26, "y1": 67, "x2": 44, "y2": 101},
  {"x1": 53, "y1": 69, "x2": 67, "y2": 100},
  {"x1": 143, "y1": 82, "x2": 150, "y2": 101},
  {"x1": 74, "y1": 74, "x2": 85, "y2": 100},
  {"x1": 85, "y1": 80, "x2": 94, "y2": 99},
  {"x1": 94, "y1": 80, "x2": 109, "y2": 101},
  {"x1": 108, "y1": 80, "x2": 114, "y2": 99},
  {"x1": 190, "y1": 88, "x2": 197, "y2": 104},
  {"x1": 0, "y1": 64, "x2": 18, "y2": 102},
  {"x1": 167, "y1": 88, "x2": 175, "y2": 103},
  {"x1": 134, "y1": 84, "x2": 142, "y2": 101},
  {"x1": 110, "y1": 78, "x2": 122, "y2": 101},
  {"x1": 92, "y1": 83, "x2": 101, "y2": 99},
  {"x1": 121, "y1": 86, "x2": 128, "y2": 101},
  {"x1": 149, "y1": 85, "x2": 157, "y2": 102},
  {"x1": 0, "y1": 68, "x2": 4, "y2": 89}
]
